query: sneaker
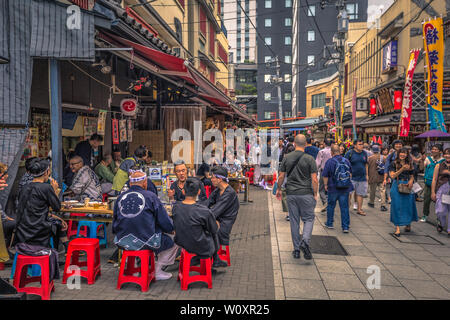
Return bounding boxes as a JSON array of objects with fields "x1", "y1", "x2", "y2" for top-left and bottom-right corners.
[
  {"x1": 155, "y1": 270, "x2": 173, "y2": 280},
  {"x1": 292, "y1": 250, "x2": 300, "y2": 259},
  {"x1": 343, "y1": 229, "x2": 349, "y2": 233},
  {"x1": 321, "y1": 207, "x2": 327, "y2": 213},
  {"x1": 212, "y1": 258, "x2": 228, "y2": 268},
  {"x1": 300, "y1": 243, "x2": 312, "y2": 260},
  {"x1": 380, "y1": 206, "x2": 388, "y2": 212},
  {"x1": 419, "y1": 216, "x2": 427, "y2": 222},
  {"x1": 285, "y1": 216, "x2": 290, "y2": 221},
  {"x1": 367, "y1": 203, "x2": 374, "y2": 208},
  {"x1": 325, "y1": 225, "x2": 334, "y2": 229}
]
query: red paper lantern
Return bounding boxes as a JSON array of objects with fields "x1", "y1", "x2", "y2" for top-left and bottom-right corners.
[
  {"x1": 378, "y1": 137, "x2": 382, "y2": 145},
  {"x1": 372, "y1": 135, "x2": 377, "y2": 143},
  {"x1": 370, "y1": 98, "x2": 377, "y2": 115},
  {"x1": 394, "y1": 90, "x2": 402, "y2": 110}
]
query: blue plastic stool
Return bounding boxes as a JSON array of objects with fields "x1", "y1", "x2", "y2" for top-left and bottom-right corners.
[
  {"x1": 76, "y1": 221, "x2": 108, "y2": 247},
  {"x1": 10, "y1": 238, "x2": 54, "y2": 279}
]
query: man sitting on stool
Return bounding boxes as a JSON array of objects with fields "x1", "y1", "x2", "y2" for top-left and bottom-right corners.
[
  {"x1": 207, "y1": 166, "x2": 239, "y2": 267},
  {"x1": 172, "y1": 178, "x2": 223, "y2": 268},
  {"x1": 113, "y1": 170, "x2": 178, "y2": 280}
]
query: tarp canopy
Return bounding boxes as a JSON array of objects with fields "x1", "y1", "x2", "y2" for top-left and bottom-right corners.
[{"x1": 282, "y1": 118, "x2": 320, "y2": 129}]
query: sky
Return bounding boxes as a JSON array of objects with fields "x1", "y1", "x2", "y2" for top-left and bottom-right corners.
[{"x1": 367, "y1": 0, "x2": 395, "y2": 24}]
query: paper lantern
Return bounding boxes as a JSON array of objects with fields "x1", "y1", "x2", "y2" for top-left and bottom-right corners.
[
  {"x1": 370, "y1": 98, "x2": 377, "y2": 115},
  {"x1": 377, "y1": 137, "x2": 382, "y2": 145},
  {"x1": 372, "y1": 135, "x2": 377, "y2": 143},
  {"x1": 394, "y1": 90, "x2": 402, "y2": 110}
]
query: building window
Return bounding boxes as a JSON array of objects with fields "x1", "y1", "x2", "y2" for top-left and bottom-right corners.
[
  {"x1": 265, "y1": 18, "x2": 272, "y2": 27},
  {"x1": 285, "y1": 18, "x2": 292, "y2": 27},
  {"x1": 307, "y1": 30, "x2": 315, "y2": 41},
  {"x1": 199, "y1": 6, "x2": 207, "y2": 36},
  {"x1": 284, "y1": 92, "x2": 292, "y2": 101},
  {"x1": 265, "y1": 56, "x2": 272, "y2": 63},
  {"x1": 284, "y1": 74, "x2": 291, "y2": 82},
  {"x1": 264, "y1": 112, "x2": 272, "y2": 119},
  {"x1": 264, "y1": 37, "x2": 272, "y2": 45},
  {"x1": 284, "y1": 55, "x2": 291, "y2": 64},
  {"x1": 174, "y1": 18, "x2": 183, "y2": 43},
  {"x1": 307, "y1": 55, "x2": 315, "y2": 66},
  {"x1": 284, "y1": 111, "x2": 292, "y2": 118},
  {"x1": 284, "y1": 36, "x2": 292, "y2": 45},
  {"x1": 265, "y1": 0, "x2": 272, "y2": 8},
  {"x1": 312, "y1": 93, "x2": 326, "y2": 109},
  {"x1": 346, "y1": 3, "x2": 359, "y2": 20},
  {"x1": 264, "y1": 74, "x2": 271, "y2": 82},
  {"x1": 307, "y1": 5, "x2": 316, "y2": 16},
  {"x1": 264, "y1": 93, "x2": 271, "y2": 101},
  {"x1": 285, "y1": 0, "x2": 292, "y2": 7}
]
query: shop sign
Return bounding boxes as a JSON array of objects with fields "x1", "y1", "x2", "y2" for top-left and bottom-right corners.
[
  {"x1": 382, "y1": 40, "x2": 398, "y2": 73},
  {"x1": 148, "y1": 167, "x2": 162, "y2": 180},
  {"x1": 120, "y1": 98, "x2": 138, "y2": 116},
  {"x1": 356, "y1": 98, "x2": 368, "y2": 111},
  {"x1": 112, "y1": 119, "x2": 119, "y2": 144},
  {"x1": 377, "y1": 88, "x2": 394, "y2": 114}
]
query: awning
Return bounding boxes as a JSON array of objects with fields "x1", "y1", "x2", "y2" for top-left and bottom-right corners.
[{"x1": 282, "y1": 118, "x2": 320, "y2": 128}]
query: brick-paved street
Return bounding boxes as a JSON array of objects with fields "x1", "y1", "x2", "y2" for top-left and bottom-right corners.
[
  {"x1": 269, "y1": 192, "x2": 450, "y2": 300},
  {"x1": 0, "y1": 187, "x2": 275, "y2": 300}
]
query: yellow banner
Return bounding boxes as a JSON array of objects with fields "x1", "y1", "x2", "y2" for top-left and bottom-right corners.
[
  {"x1": 423, "y1": 17, "x2": 446, "y2": 131},
  {"x1": 340, "y1": 84, "x2": 345, "y2": 139}
]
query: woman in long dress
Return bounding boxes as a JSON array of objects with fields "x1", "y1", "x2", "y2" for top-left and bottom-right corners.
[
  {"x1": 431, "y1": 148, "x2": 450, "y2": 236},
  {"x1": 389, "y1": 148, "x2": 418, "y2": 237}
]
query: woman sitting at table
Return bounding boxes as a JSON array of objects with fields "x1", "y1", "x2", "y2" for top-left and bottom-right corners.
[{"x1": 15, "y1": 158, "x2": 69, "y2": 252}]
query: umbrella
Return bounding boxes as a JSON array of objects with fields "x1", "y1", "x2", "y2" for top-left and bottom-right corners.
[{"x1": 415, "y1": 129, "x2": 450, "y2": 138}]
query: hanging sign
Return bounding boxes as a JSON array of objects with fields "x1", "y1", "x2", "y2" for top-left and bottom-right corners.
[
  {"x1": 423, "y1": 18, "x2": 447, "y2": 132},
  {"x1": 119, "y1": 120, "x2": 127, "y2": 142},
  {"x1": 97, "y1": 110, "x2": 107, "y2": 135},
  {"x1": 399, "y1": 49, "x2": 420, "y2": 137},
  {"x1": 120, "y1": 98, "x2": 138, "y2": 116},
  {"x1": 112, "y1": 119, "x2": 119, "y2": 144},
  {"x1": 382, "y1": 40, "x2": 398, "y2": 73}
]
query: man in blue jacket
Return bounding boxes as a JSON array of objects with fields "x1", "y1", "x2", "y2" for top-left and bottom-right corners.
[
  {"x1": 74, "y1": 134, "x2": 103, "y2": 169},
  {"x1": 113, "y1": 171, "x2": 178, "y2": 280}
]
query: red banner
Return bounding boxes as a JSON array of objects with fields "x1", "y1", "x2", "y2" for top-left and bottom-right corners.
[
  {"x1": 112, "y1": 119, "x2": 119, "y2": 144},
  {"x1": 399, "y1": 50, "x2": 420, "y2": 137}
]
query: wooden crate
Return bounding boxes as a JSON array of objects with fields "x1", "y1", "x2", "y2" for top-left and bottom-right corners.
[{"x1": 130, "y1": 130, "x2": 165, "y2": 162}]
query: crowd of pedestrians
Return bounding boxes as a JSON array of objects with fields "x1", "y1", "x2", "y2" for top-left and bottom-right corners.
[{"x1": 275, "y1": 134, "x2": 450, "y2": 260}]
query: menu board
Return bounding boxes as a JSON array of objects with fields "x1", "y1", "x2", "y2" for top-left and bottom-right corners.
[
  {"x1": 83, "y1": 117, "x2": 98, "y2": 141},
  {"x1": 31, "y1": 113, "x2": 51, "y2": 157}
]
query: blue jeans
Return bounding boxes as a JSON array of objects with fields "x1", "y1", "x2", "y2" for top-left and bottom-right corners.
[{"x1": 326, "y1": 192, "x2": 350, "y2": 230}]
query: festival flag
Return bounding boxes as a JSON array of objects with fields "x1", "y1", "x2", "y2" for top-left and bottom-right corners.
[
  {"x1": 351, "y1": 78, "x2": 357, "y2": 141},
  {"x1": 340, "y1": 84, "x2": 345, "y2": 140},
  {"x1": 112, "y1": 119, "x2": 119, "y2": 144},
  {"x1": 399, "y1": 49, "x2": 420, "y2": 137},
  {"x1": 423, "y1": 18, "x2": 446, "y2": 132}
]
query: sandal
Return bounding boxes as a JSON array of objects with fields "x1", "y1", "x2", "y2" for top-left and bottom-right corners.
[
  {"x1": 437, "y1": 224, "x2": 443, "y2": 233},
  {"x1": 357, "y1": 210, "x2": 366, "y2": 216},
  {"x1": 394, "y1": 227, "x2": 401, "y2": 237},
  {"x1": 404, "y1": 226, "x2": 411, "y2": 232}
]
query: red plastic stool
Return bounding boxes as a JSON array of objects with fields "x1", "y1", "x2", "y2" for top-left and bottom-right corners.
[
  {"x1": 117, "y1": 250, "x2": 155, "y2": 292},
  {"x1": 0, "y1": 262, "x2": 4, "y2": 270},
  {"x1": 177, "y1": 249, "x2": 212, "y2": 290},
  {"x1": 13, "y1": 255, "x2": 55, "y2": 300},
  {"x1": 62, "y1": 238, "x2": 101, "y2": 285},
  {"x1": 218, "y1": 245, "x2": 231, "y2": 266},
  {"x1": 67, "y1": 213, "x2": 88, "y2": 239}
]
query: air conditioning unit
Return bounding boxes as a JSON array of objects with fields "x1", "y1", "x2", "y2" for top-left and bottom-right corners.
[{"x1": 347, "y1": 42, "x2": 355, "y2": 49}]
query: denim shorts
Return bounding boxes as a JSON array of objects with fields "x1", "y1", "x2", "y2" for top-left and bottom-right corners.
[{"x1": 352, "y1": 180, "x2": 368, "y2": 196}]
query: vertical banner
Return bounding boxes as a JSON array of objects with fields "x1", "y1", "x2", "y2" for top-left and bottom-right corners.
[
  {"x1": 119, "y1": 119, "x2": 127, "y2": 142},
  {"x1": 423, "y1": 18, "x2": 447, "y2": 132},
  {"x1": 112, "y1": 119, "x2": 119, "y2": 145},
  {"x1": 127, "y1": 120, "x2": 133, "y2": 142},
  {"x1": 340, "y1": 84, "x2": 345, "y2": 140},
  {"x1": 97, "y1": 110, "x2": 107, "y2": 135},
  {"x1": 351, "y1": 78, "x2": 357, "y2": 141},
  {"x1": 399, "y1": 50, "x2": 420, "y2": 137}
]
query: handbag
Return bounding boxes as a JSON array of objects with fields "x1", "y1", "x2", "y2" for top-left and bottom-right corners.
[
  {"x1": 397, "y1": 178, "x2": 412, "y2": 194},
  {"x1": 442, "y1": 182, "x2": 450, "y2": 205}
]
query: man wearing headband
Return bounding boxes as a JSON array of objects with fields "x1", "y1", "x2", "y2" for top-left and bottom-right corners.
[
  {"x1": 112, "y1": 145, "x2": 148, "y2": 194},
  {"x1": 113, "y1": 171, "x2": 178, "y2": 280},
  {"x1": 65, "y1": 156, "x2": 102, "y2": 201},
  {"x1": 122, "y1": 165, "x2": 158, "y2": 195},
  {"x1": 207, "y1": 166, "x2": 239, "y2": 267}
]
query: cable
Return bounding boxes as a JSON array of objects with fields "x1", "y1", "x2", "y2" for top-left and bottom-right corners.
[{"x1": 68, "y1": 61, "x2": 113, "y2": 89}]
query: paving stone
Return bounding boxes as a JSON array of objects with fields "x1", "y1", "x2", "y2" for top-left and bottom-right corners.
[
  {"x1": 372, "y1": 252, "x2": 414, "y2": 266},
  {"x1": 281, "y1": 263, "x2": 321, "y2": 280},
  {"x1": 413, "y1": 260, "x2": 450, "y2": 275},
  {"x1": 327, "y1": 290, "x2": 372, "y2": 300},
  {"x1": 311, "y1": 253, "x2": 346, "y2": 261},
  {"x1": 355, "y1": 234, "x2": 391, "y2": 244},
  {"x1": 352, "y1": 267, "x2": 401, "y2": 287},
  {"x1": 368, "y1": 285, "x2": 416, "y2": 300},
  {"x1": 320, "y1": 273, "x2": 368, "y2": 293},
  {"x1": 401, "y1": 248, "x2": 442, "y2": 262},
  {"x1": 314, "y1": 259, "x2": 355, "y2": 275},
  {"x1": 398, "y1": 279, "x2": 450, "y2": 299},
  {"x1": 345, "y1": 256, "x2": 386, "y2": 270},
  {"x1": 364, "y1": 242, "x2": 400, "y2": 254},
  {"x1": 343, "y1": 245, "x2": 375, "y2": 257},
  {"x1": 429, "y1": 274, "x2": 450, "y2": 291},
  {"x1": 284, "y1": 279, "x2": 329, "y2": 300},
  {"x1": 383, "y1": 264, "x2": 433, "y2": 280}
]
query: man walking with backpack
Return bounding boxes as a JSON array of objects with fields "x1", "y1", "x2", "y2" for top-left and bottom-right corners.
[
  {"x1": 422, "y1": 144, "x2": 444, "y2": 222},
  {"x1": 322, "y1": 144, "x2": 353, "y2": 232},
  {"x1": 345, "y1": 140, "x2": 369, "y2": 216},
  {"x1": 276, "y1": 134, "x2": 319, "y2": 260},
  {"x1": 367, "y1": 145, "x2": 388, "y2": 211}
]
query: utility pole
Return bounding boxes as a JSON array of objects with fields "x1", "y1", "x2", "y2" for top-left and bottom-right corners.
[{"x1": 276, "y1": 56, "x2": 284, "y2": 137}]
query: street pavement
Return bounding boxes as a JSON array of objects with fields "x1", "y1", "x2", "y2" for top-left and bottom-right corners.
[
  {"x1": 0, "y1": 187, "x2": 275, "y2": 300},
  {"x1": 268, "y1": 191, "x2": 450, "y2": 300},
  {"x1": 2, "y1": 184, "x2": 449, "y2": 300}
]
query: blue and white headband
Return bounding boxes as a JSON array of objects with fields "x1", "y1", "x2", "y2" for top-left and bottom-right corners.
[
  {"x1": 214, "y1": 174, "x2": 229, "y2": 182},
  {"x1": 129, "y1": 173, "x2": 147, "y2": 183}
]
